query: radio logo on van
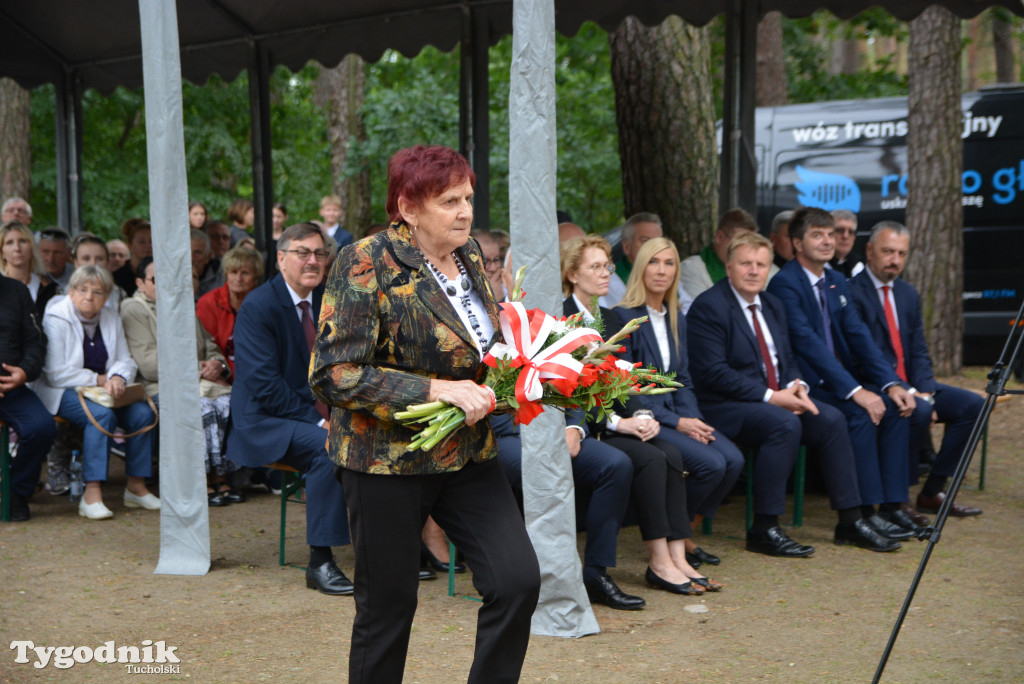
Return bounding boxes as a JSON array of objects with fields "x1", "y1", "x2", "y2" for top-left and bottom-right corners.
[{"x1": 794, "y1": 166, "x2": 861, "y2": 212}]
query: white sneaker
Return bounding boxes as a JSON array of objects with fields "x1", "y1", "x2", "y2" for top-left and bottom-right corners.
[
  {"x1": 123, "y1": 490, "x2": 161, "y2": 510},
  {"x1": 79, "y1": 500, "x2": 114, "y2": 520}
]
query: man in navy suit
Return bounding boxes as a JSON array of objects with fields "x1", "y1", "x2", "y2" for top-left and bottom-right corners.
[
  {"x1": 849, "y1": 221, "x2": 983, "y2": 517},
  {"x1": 766, "y1": 208, "x2": 923, "y2": 543},
  {"x1": 688, "y1": 232, "x2": 897, "y2": 554},
  {"x1": 490, "y1": 411, "x2": 644, "y2": 611},
  {"x1": 228, "y1": 223, "x2": 352, "y2": 594}
]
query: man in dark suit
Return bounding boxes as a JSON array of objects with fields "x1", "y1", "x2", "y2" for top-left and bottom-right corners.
[
  {"x1": 490, "y1": 411, "x2": 643, "y2": 610},
  {"x1": 849, "y1": 221, "x2": 983, "y2": 517},
  {"x1": 688, "y1": 232, "x2": 897, "y2": 554},
  {"x1": 228, "y1": 223, "x2": 352, "y2": 594},
  {"x1": 0, "y1": 275, "x2": 57, "y2": 521},
  {"x1": 766, "y1": 207, "x2": 923, "y2": 542}
]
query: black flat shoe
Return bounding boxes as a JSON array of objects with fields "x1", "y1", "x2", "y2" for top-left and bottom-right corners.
[
  {"x1": 419, "y1": 567, "x2": 437, "y2": 581},
  {"x1": 689, "y1": 576, "x2": 723, "y2": 592},
  {"x1": 687, "y1": 547, "x2": 721, "y2": 566},
  {"x1": 645, "y1": 567, "x2": 702, "y2": 595},
  {"x1": 421, "y1": 543, "x2": 466, "y2": 574},
  {"x1": 584, "y1": 574, "x2": 646, "y2": 610},
  {"x1": 207, "y1": 490, "x2": 230, "y2": 507},
  {"x1": 745, "y1": 526, "x2": 815, "y2": 558},
  {"x1": 834, "y1": 519, "x2": 901, "y2": 552},
  {"x1": 864, "y1": 513, "x2": 913, "y2": 541},
  {"x1": 305, "y1": 559, "x2": 355, "y2": 595}
]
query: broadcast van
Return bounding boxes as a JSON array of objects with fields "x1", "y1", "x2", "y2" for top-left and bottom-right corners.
[{"x1": 753, "y1": 84, "x2": 1024, "y2": 364}]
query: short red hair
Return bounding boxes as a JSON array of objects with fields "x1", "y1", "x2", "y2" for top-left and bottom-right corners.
[{"x1": 385, "y1": 145, "x2": 476, "y2": 224}]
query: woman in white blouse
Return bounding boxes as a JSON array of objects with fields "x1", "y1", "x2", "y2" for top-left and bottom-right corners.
[{"x1": 613, "y1": 237, "x2": 744, "y2": 573}]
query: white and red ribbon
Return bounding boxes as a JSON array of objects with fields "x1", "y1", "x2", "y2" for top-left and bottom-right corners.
[{"x1": 483, "y1": 302, "x2": 602, "y2": 422}]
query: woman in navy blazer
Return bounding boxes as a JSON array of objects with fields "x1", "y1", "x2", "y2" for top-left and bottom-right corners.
[
  {"x1": 612, "y1": 238, "x2": 744, "y2": 567},
  {"x1": 563, "y1": 235, "x2": 720, "y2": 594}
]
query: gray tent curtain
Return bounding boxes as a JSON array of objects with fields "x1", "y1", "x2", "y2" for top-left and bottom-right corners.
[
  {"x1": 139, "y1": 0, "x2": 210, "y2": 576},
  {"x1": 510, "y1": 0, "x2": 600, "y2": 637}
]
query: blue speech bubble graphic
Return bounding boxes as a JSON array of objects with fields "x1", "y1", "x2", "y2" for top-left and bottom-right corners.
[{"x1": 794, "y1": 165, "x2": 861, "y2": 212}]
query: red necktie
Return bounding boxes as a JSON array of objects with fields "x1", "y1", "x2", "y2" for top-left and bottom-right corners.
[
  {"x1": 881, "y1": 286, "x2": 907, "y2": 382},
  {"x1": 749, "y1": 304, "x2": 779, "y2": 391},
  {"x1": 299, "y1": 301, "x2": 329, "y2": 421}
]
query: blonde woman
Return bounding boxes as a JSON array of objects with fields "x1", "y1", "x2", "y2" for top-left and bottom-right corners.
[
  {"x1": 613, "y1": 237, "x2": 744, "y2": 570},
  {"x1": 0, "y1": 221, "x2": 57, "y2": 314},
  {"x1": 562, "y1": 235, "x2": 721, "y2": 595}
]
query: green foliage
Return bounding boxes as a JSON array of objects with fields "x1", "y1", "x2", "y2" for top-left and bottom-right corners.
[
  {"x1": 29, "y1": 66, "x2": 332, "y2": 239},
  {"x1": 485, "y1": 23, "x2": 623, "y2": 233},
  {"x1": 783, "y1": 10, "x2": 908, "y2": 103},
  {"x1": 356, "y1": 24, "x2": 622, "y2": 233}
]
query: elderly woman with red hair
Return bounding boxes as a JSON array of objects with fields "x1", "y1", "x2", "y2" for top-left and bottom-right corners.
[{"x1": 310, "y1": 145, "x2": 539, "y2": 684}]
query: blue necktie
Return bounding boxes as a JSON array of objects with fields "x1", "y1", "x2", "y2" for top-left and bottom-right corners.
[{"x1": 815, "y1": 278, "x2": 835, "y2": 354}]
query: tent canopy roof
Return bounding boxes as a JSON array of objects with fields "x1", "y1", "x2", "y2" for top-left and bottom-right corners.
[{"x1": 2, "y1": 1, "x2": 1020, "y2": 93}]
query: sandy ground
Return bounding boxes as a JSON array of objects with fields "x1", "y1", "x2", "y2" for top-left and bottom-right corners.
[{"x1": 1, "y1": 371, "x2": 1022, "y2": 683}]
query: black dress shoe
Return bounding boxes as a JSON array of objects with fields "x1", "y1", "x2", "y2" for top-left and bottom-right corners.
[
  {"x1": 419, "y1": 567, "x2": 437, "y2": 581},
  {"x1": 687, "y1": 547, "x2": 720, "y2": 566},
  {"x1": 220, "y1": 488, "x2": 246, "y2": 504},
  {"x1": 207, "y1": 490, "x2": 230, "y2": 507},
  {"x1": 6, "y1": 492, "x2": 30, "y2": 522},
  {"x1": 879, "y1": 508, "x2": 928, "y2": 537},
  {"x1": 645, "y1": 567, "x2": 702, "y2": 595},
  {"x1": 745, "y1": 526, "x2": 815, "y2": 558},
  {"x1": 834, "y1": 519, "x2": 901, "y2": 552},
  {"x1": 865, "y1": 513, "x2": 913, "y2": 540},
  {"x1": 584, "y1": 574, "x2": 646, "y2": 610},
  {"x1": 305, "y1": 559, "x2": 355, "y2": 595},
  {"x1": 421, "y1": 543, "x2": 466, "y2": 574}
]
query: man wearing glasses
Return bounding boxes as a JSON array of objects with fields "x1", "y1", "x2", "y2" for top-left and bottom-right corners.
[
  {"x1": 227, "y1": 222, "x2": 352, "y2": 595},
  {"x1": 829, "y1": 210, "x2": 865, "y2": 278},
  {"x1": 1, "y1": 197, "x2": 32, "y2": 225}
]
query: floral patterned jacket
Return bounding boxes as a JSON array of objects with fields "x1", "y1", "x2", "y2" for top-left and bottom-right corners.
[{"x1": 309, "y1": 222, "x2": 501, "y2": 475}]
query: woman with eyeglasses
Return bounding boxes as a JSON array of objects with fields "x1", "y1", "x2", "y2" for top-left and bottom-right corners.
[
  {"x1": 613, "y1": 237, "x2": 744, "y2": 572},
  {"x1": 310, "y1": 145, "x2": 539, "y2": 683},
  {"x1": 34, "y1": 265, "x2": 160, "y2": 520},
  {"x1": 70, "y1": 233, "x2": 126, "y2": 311},
  {"x1": 562, "y1": 235, "x2": 722, "y2": 596},
  {"x1": 0, "y1": 221, "x2": 57, "y2": 315}
]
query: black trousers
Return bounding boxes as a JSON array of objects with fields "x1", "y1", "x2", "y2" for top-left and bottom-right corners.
[
  {"x1": 603, "y1": 435, "x2": 692, "y2": 541},
  {"x1": 341, "y1": 458, "x2": 540, "y2": 684}
]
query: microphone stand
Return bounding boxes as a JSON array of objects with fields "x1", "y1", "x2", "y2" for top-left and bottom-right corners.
[{"x1": 873, "y1": 297, "x2": 1024, "y2": 683}]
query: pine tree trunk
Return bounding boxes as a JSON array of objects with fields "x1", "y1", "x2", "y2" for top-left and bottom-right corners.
[
  {"x1": 991, "y1": 8, "x2": 1016, "y2": 83},
  {"x1": 609, "y1": 16, "x2": 717, "y2": 255},
  {"x1": 756, "y1": 11, "x2": 788, "y2": 107},
  {"x1": 906, "y1": 6, "x2": 962, "y2": 375},
  {"x1": 0, "y1": 78, "x2": 31, "y2": 201},
  {"x1": 315, "y1": 55, "x2": 371, "y2": 237}
]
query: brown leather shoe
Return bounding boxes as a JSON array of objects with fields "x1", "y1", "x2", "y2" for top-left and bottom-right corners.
[
  {"x1": 900, "y1": 502, "x2": 930, "y2": 527},
  {"x1": 916, "y1": 491, "x2": 982, "y2": 517}
]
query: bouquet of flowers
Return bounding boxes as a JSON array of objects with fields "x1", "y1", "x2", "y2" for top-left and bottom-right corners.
[{"x1": 395, "y1": 267, "x2": 682, "y2": 452}]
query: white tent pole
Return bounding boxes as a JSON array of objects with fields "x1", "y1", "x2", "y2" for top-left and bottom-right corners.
[
  {"x1": 510, "y1": 0, "x2": 599, "y2": 637},
  {"x1": 139, "y1": 0, "x2": 211, "y2": 576}
]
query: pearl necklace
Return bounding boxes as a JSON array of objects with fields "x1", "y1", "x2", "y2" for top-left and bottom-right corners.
[{"x1": 421, "y1": 250, "x2": 489, "y2": 349}]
